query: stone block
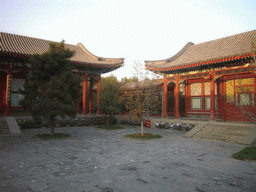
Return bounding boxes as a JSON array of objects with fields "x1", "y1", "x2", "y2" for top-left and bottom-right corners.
[{"x1": 6, "y1": 117, "x2": 21, "y2": 134}]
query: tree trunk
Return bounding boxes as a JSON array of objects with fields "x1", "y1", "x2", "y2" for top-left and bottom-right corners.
[
  {"x1": 141, "y1": 120, "x2": 144, "y2": 136},
  {"x1": 49, "y1": 117, "x2": 55, "y2": 136},
  {"x1": 51, "y1": 126, "x2": 55, "y2": 136},
  {"x1": 106, "y1": 117, "x2": 110, "y2": 127}
]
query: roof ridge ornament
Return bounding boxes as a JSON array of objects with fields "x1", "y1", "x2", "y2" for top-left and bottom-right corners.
[
  {"x1": 166, "y1": 42, "x2": 194, "y2": 62},
  {"x1": 77, "y1": 43, "x2": 99, "y2": 60}
]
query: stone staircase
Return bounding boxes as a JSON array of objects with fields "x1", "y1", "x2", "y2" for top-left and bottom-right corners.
[
  {"x1": 192, "y1": 122, "x2": 256, "y2": 144},
  {"x1": 0, "y1": 117, "x2": 11, "y2": 135}
]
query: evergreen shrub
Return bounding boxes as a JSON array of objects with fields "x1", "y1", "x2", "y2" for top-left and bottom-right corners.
[{"x1": 232, "y1": 146, "x2": 256, "y2": 161}]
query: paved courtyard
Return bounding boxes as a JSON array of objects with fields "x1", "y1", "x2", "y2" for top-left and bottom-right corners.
[{"x1": 1, "y1": 125, "x2": 256, "y2": 192}]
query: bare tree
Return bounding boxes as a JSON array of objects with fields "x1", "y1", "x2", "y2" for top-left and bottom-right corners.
[{"x1": 119, "y1": 61, "x2": 162, "y2": 135}]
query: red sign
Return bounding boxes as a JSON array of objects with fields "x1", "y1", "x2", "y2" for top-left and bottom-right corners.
[{"x1": 145, "y1": 120, "x2": 151, "y2": 128}]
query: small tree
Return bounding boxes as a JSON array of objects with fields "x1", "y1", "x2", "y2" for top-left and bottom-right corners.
[
  {"x1": 100, "y1": 75, "x2": 122, "y2": 127},
  {"x1": 120, "y1": 61, "x2": 162, "y2": 135},
  {"x1": 19, "y1": 41, "x2": 82, "y2": 136}
]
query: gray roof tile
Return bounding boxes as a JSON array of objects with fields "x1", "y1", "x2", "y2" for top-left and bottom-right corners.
[
  {"x1": 0, "y1": 32, "x2": 124, "y2": 67},
  {"x1": 145, "y1": 30, "x2": 256, "y2": 72}
]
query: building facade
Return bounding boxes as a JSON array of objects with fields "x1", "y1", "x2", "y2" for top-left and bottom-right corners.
[
  {"x1": 145, "y1": 30, "x2": 256, "y2": 122},
  {"x1": 0, "y1": 32, "x2": 124, "y2": 116}
]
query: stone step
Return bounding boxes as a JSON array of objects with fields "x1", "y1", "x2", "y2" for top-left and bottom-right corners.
[
  {"x1": 210, "y1": 126, "x2": 253, "y2": 131},
  {"x1": 195, "y1": 132, "x2": 244, "y2": 139},
  {"x1": 196, "y1": 125, "x2": 251, "y2": 136},
  {"x1": 194, "y1": 135, "x2": 240, "y2": 143},
  {"x1": 194, "y1": 135, "x2": 230, "y2": 142},
  {"x1": 0, "y1": 129, "x2": 11, "y2": 134},
  {"x1": 198, "y1": 129, "x2": 213, "y2": 134},
  {"x1": 206, "y1": 128, "x2": 247, "y2": 133},
  {"x1": 210, "y1": 130, "x2": 248, "y2": 136},
  {"x1": 196, "y1": 131, "x2": 246, "y2": 137},
  {"x1": 0, "y1": 131, "x2": 11, "y2": 135},
  {"x1": 0, "y1": 118, "x2": 11, "y2": 135},
  {"x1": 194, "y1": 126, "x2": 246, "y2": 143},
  {"x1": 215, "y1": 135, "x2": 243, "y2": 140},
  {"x1": 197, "y1": 129, "x2": 246, "y2": 136},
  {"x1": 0, "y1": 127, "x2": 9, "y2": 129},
  {"x1": 187, "y1": 122, "x2": 256, "y2": 144}
]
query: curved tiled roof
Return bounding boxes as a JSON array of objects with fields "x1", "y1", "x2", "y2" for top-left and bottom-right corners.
[
  {"x1": 0, "y1": 32, "x2": 124, "y2": 68},
  {"x1": 145, "y1": 30, "x2": 256, "y2": 73}
]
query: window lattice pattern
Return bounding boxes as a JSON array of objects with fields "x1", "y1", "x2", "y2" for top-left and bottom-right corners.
[
  {"x1": 235, "y1": 78, "x2": 253, "y2": 86},
  {"x1": 11, "y1": 93, "x2": 24, "y2": 107},
  {"x1": 235, "y1": 86, "x2": 254, "y2": 93},
  {"x1": 11, "y1": 78, "x2": 25, "y2": 92},
  {"x1": 180, "y1": 84, "x2": 185, "y2": 96},
  {"x1": 226, "y1": 78, "x2": 254, "y2": 104},
  {"x1": 190, "y1": 83, "x2": 201, "y2": 96},
  {"x1": 205, "y1": 82, "x2": 217, "y2": 95},
  {"x1": 205, "y1": 82, "x2": 210, "y2": 95},
  {"x1": 205, "y1": 96, "x2": 218, "y2": 110},
  {"x1": 226, "y1": 80, "x2": 234, "y2": 103},
  {"x1": 191, "y1": 97, "x2": 202, "y2": 110},
  {"x1": 239, "y1": 93, "x2": 250, "y2": 106}
]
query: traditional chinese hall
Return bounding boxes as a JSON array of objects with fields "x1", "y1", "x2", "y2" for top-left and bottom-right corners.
[
  {"x1": 145, "y1": 30, "x2": 256, "y2": 122},
  {"x1": 0, "y1": 32, "x2": 124, "y2": 116}
]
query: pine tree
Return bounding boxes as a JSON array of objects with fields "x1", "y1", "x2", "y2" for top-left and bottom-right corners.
[{"x1": 19, "y1": 41, "x2": 82, "y2": 136}]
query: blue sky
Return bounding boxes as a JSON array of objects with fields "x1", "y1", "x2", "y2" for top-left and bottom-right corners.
[{"x1": 1, "y1": 0, "x2": 256, "y2": 80}]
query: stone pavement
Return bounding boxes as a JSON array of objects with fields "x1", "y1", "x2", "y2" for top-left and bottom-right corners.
[{"x1": 0, "y1": 125, "x2": 256, "y2": 192}]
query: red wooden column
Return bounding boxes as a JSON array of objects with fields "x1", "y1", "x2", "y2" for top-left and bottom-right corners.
[
  {"x1": 82, "y1": 73, "x2": 87, "y2": 115},
  {"x1": 5, "y1": 65, "x2": 12, "y2": 116},
  {"x1": 97, "y1": 74, "x2": 101, "y2": 115},
  {"x1": 163, "y1": 76, "x2": 168, "y2": 118},
  {"x1": 210, "y1": 70, "x2": 215, "y2": 121},
  {"x1": 218, "y1": 78, "x2": 224, "y2": 121},
  {"x1": 174, "y1": 75, "x2": 180, "y2": 119},
  {"x1": 185, "y1": 80, "x2": 189, "y2": 117},
  {"x1": 89, "y1": 77, "x2": 93, "y2": 115}
]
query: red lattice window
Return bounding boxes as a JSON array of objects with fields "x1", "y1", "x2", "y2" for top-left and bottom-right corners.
[{"x1": 226, "y1": 78, "x2": 254, "y2": 106}]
